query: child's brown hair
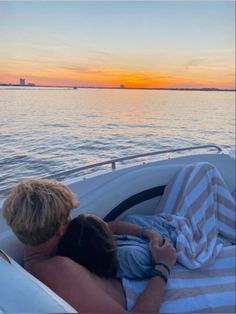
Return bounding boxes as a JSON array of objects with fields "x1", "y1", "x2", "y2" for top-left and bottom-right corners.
[{"x1": 58, "y1": 214, "x2": 117, "y2": 278}]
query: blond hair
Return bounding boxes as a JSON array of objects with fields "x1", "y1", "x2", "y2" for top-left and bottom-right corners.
[{"x1": 3, "y1": 178, "x2": 78, "y2": 245}]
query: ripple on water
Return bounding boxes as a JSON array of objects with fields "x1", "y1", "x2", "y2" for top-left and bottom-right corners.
[{"x1": 0, "y1": 89, "x2": 235, "y2": 193}]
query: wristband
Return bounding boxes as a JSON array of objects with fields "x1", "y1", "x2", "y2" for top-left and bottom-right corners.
[
  {"x1": 146, "y1": 267, "x2": 168, "y2": 283},
  {"x1": 153, "y1": 261, "x2": 170, "y2": 275},
  {"x1": 152, "y1": 269, "x2": 168, "y2": 283}
]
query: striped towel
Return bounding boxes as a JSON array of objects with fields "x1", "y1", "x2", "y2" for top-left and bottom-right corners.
[
  {"x1": 122, "y1": 245, "x2": 236, "y2": 312},
  {"x1": 122, "y1": 162, "x2": 236, "y2": 312},
  {"x1": 157, "y1": 162, "x2": 236, "y2": 269}
]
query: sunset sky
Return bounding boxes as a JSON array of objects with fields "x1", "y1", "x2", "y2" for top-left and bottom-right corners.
[{"x1": 0, "y1": 1, "x2": 235, "y2": 89}]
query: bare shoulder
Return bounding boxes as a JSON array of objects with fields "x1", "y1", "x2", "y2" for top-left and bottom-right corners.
[
  {"x1": 42, "y1": 256, "x2": 93, "y2": 292},
  {"x1": 40, "y1": 256, "x2": 126, "y2": 313},
  {"x1": 46, "y1": 255, "x2": 86, "y2": 274}
]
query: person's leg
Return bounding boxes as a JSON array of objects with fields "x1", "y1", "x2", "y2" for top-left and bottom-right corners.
[
  {"x1": 156, "y1": 162, "x2": 235, "y2": 268},
  {"x1": 158, "y1": 162, "x2": 235, "y2": 240}
]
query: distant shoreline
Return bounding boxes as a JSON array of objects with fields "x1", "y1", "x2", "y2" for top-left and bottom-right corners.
[{"x1": 0, "y1": 84, "x2": 235, "y2": 92}]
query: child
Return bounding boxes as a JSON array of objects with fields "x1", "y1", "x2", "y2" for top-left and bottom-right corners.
[
  {"x1": 58, "y1": 212, "x2": 172, "y2": 279},
  {"x1": 58, "y1": 162, "x2": 236, "y2": 279}
]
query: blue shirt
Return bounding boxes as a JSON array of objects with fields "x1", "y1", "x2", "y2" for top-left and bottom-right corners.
[{"x1": 115, "y1": 214, "x2": 176, "y2": 279}]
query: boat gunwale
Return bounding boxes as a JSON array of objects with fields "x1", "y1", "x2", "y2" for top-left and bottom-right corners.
[
  {"x1": 0, "y1": 144, "x2": 223, "y2": 196},
  {"x1": 44, "y1": 144, "x2": 223, "y2": 177}
]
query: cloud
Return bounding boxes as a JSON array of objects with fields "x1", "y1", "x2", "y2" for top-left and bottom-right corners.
[
  {"x1": 224, "y1": 72, "x2": 235, "y2": 77},
  {"x1": 185, "y1": 58, "x2": 208, "y2": 70},
  {"x1": 93, "y1": 50, "x2": 112, "y2": 56}
]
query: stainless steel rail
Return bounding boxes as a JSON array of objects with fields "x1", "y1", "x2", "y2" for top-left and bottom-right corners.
[
  {"x1": 0, "y1": 144, "x2": 222, "y2": 196},
  {"x1": 44, "y1": 144, "x2": 222, "y2": 179}
]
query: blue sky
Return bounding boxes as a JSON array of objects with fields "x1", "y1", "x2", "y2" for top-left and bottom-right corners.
[{"x1": 0, "y1": 1, "x2": 235, "y2": 88}]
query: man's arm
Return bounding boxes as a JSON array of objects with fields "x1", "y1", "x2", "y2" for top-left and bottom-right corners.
[
  {"x1": 51, "y1": 255, "x2": 168, "y2": 314},
  {"x1": 131, "y1": 238, "x2": 176, "y2": 313},
  {"x1": 131, "y1": 276, "x2": 166, "y2": 313},
  {"x1": 108, "y1": 220, "x2": 142, "y2": 235},
  {"x1": 108, "y1": 220, "x2": 163, "y2": 244},
  {"x1": 46, "y1": 256, "x2": 168, "y2": 314}
]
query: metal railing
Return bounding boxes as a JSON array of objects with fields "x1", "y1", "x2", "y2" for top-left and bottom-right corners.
[
  {"x1": 44, "y1": 144, "x2": 222, "y2": 179},
  {"x1": 0, "y1": 144, "x2": 222, "y2": 196}
]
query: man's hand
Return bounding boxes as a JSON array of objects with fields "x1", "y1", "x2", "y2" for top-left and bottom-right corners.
[
  {"x1": 149, "y1": 237, "x2": 177, "y2": 270},
  {"x1": 143, "y1": 228, "x2": 164, "y2": 246}
]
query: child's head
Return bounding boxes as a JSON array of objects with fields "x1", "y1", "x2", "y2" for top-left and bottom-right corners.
[{"x1": 58, "y1": 214, "x2": 117, "y2": 278}]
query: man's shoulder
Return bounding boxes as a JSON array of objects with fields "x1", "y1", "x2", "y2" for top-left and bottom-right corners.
[
  {"x1": 49, "y1": 255, "x2": 75, "y2": 265},
  {"x1": 41, "y1": 257, "x2": 127, "y2": 313},
  {"x1": 46, "y1": 255, "x2": 87, "y2": 274},
  {"x1": 40, "y1": 256, "x2": 92, "y2": 290}
]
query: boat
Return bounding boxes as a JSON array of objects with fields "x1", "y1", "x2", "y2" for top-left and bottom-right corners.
[{"x1": 0, "y1": 144, "x2": 235, "y2": 313}]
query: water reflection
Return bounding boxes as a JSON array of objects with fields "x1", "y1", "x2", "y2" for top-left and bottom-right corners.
[{"x1": 0, "y1": 88, "x2": 235, "y2": 191}]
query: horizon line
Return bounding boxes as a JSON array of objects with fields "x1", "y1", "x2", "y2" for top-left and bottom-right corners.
[{"x1": 0, "y1": 83, "x2": 235, "y2": 92}]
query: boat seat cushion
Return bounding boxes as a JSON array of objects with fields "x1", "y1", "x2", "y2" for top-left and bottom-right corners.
[
  {"x1": 77, "y1": 164, "x2": 183, "y2": 218},
  {"x1": 75, "y1": 156, "x2": 235, "y2": 219},
  {"x1": 0, "y1": 250, "x2": 77, "y2": 313}
]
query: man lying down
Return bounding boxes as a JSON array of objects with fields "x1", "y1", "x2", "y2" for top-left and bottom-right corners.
[
  {"x1": 3, "y1": 162, "x2": 235, "y2": 313},
  {"x1": 58, "y1": 162, "x2": 236, "y2": 280}
]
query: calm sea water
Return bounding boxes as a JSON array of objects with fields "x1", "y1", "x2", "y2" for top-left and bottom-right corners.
[{"x1": 0, "y1": 87, "x2": 235, "y2": 193}]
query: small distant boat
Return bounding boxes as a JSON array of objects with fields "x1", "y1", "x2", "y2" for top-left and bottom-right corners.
[{"x1": 73, "y1": 86, "x2": 78, "y2": 89}]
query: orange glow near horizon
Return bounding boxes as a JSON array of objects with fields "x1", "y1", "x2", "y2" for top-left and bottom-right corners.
[
  {"x1": 0, "y1": 64, "x2": 235, "y2": 89},
  {"x1": 1, "y1": 2, "x2": 235, "y2": 90}
]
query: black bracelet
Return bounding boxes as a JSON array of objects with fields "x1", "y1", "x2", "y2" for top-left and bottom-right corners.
[
  {"x1": 154, "y1": 261, "x2": 170, "y2": 275},
  {"x1": 152, "y1": 269, "x2": 168, "y2": 283}
]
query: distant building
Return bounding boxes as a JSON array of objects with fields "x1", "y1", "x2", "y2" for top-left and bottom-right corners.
[
  {"x1": 19, "y1": 78, "x2": 25, "y2": 86},
  {"x1": 119, "y1": 84, "x2": 125, "y2": 89}
]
